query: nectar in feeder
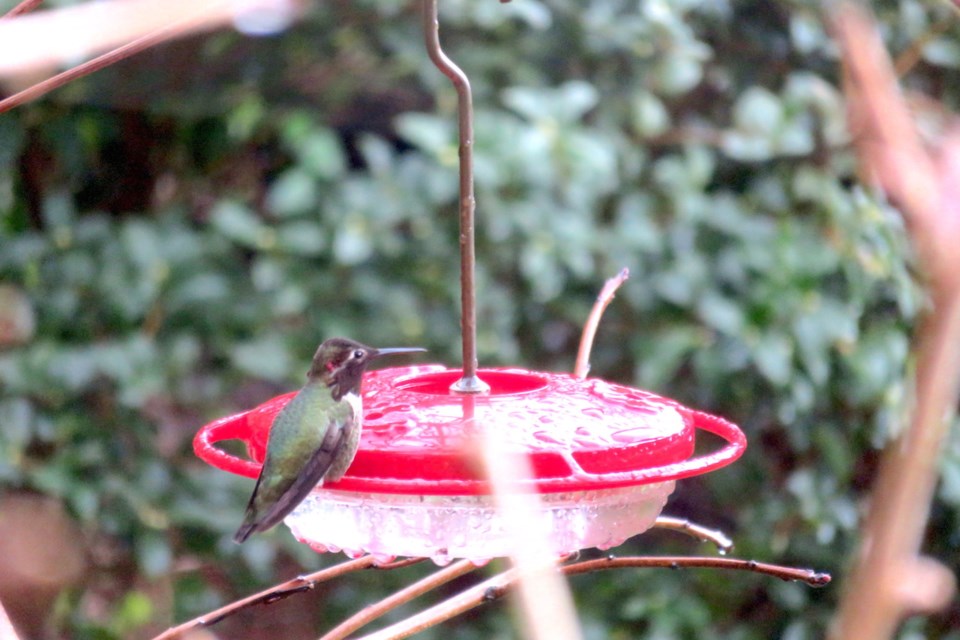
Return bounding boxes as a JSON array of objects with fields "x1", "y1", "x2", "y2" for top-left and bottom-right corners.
[{"x1": 197, "y1": 364, "x2": 746, "y2": 563}]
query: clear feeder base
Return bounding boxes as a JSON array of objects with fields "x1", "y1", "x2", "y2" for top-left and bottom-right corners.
[{"x1": 284, "y1": 481, "x2": 675, "y2": 565}]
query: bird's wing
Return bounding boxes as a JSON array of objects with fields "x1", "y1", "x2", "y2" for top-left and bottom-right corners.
[
  {"x1": 241, "y1": 422, "x2": 347, "y2": 535},
  {"x1": 235, "y1": 385, "x2": 356, "y2": 541}
]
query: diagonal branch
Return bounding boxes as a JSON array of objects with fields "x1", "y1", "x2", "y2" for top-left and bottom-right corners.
[
  {"x1": 1, "y1": 17, "x2": 204, "y2": 114},
  {"x1": 152, "y1": 556, "x2": 423, "y2": 640},
  {"x1": 0, "y1": 0, "x2": 300, "y2": 82},
  {"x1": 653, "y1": 516, "x2": 734, "y2": 554},
  {"x1": 574, "y1": 267, "x2": 629, "y2": 378}
]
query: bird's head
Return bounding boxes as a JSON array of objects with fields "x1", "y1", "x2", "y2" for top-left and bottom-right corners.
[{"x1": 307, "y1": 337, "x2": 425, "y2": 399}]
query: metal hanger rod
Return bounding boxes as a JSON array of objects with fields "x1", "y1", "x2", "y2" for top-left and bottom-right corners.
[{"x1": 423, "y1": 0, "x2": 489, "y2": 394}]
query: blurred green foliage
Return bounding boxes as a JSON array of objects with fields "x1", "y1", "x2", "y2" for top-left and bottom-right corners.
[{"x1": 1, "y1": 0, "x2": 959, "y2": 637}]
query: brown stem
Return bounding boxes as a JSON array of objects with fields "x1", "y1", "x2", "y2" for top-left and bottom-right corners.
[
  {"x1": 563, "y1": 556, "x2": 830, "y2": 586},
  {"x1": 0, "y1": 0, "x2": 43, "y2": 20},
  {"x1": 318, "y1": 559, "x2": 478, "y2": 640},
  {"x1": 653, "y1": 516, "x2": 734, "y2": 555},
  {"x1": 574, "y1": 268, "x2": 629, "y2": 378}
]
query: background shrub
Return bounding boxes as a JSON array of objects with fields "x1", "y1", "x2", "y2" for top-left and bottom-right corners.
[{"x1": 1, "y1": 0, "x2": 958, "y2": 637}]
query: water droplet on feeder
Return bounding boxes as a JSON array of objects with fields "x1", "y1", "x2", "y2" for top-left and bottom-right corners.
[{"x1": 372, "y1": 553, "x2": 396, "y2": 564}]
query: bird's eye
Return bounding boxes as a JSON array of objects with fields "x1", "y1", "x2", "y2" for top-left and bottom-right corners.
[{"x1": 353, "y1": 349, "x2": 364, "y2": 359}]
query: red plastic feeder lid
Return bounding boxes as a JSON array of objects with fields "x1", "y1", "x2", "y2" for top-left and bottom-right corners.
[{"x1": 195, "y1": 366, "x2": 746, "y2": 495}]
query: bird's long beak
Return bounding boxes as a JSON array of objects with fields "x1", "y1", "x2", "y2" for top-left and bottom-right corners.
[{"x1": 373, "y1": 346, "x2": 428, "y2": 358}]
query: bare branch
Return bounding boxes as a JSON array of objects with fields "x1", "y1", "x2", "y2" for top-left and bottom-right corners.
[
  {"x1": 574, "y1": 268, "x2": 629, "y2": 379},
  {"x1": 653, "y1": 516, "x2": 734, "y2": 555},
  {"x1": 563, "y1": 555, "x2": 830, "y2": 587}
]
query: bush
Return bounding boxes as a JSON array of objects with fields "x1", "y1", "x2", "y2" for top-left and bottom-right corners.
[{"x1": 1, "y1": 0, "x2": 958, "y2": 637}]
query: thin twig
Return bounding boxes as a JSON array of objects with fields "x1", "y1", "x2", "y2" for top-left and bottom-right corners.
[
  {"x1": 574, "y1": 268, "x2": 629, "y2": 378},
  {"x1": 0, "y1": 0, "x2": 42, "y2": 20},
  {"x1": 0, "y1": 17, "x2": 194, "y2": 114},
  {"x1": 563, "y1": 555, "x2": 830, "y2": 586},
  {"x1": 319, "y1": 559, "x2": 478, "y2": 640},
  {"x1": 653, "y1": 516, "x2": 734, "y2": 554},
  {"x1": 153, "y1": 555, "x2": 383, "y2": 640}
]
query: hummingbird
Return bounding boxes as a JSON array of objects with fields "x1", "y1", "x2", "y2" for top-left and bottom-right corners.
[{"x1": 233, "y1": 337, "x2": 425, "y2": 543}]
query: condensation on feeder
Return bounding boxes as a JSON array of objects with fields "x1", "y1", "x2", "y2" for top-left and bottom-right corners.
[{"x1": 283, "y1": 484, "x2": 675, "y2": 564}]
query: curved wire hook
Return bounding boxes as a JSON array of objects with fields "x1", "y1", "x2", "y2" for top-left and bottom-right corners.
[{"x1": 423, "y1": 0, "x2": 489, "y2": 393}]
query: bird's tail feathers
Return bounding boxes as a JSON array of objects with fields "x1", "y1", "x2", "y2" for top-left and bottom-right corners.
[{"x1": 234, "y1": 521, "x2": 257, "y2": 544}]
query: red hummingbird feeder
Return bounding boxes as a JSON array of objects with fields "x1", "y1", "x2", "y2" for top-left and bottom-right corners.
[
  {"x1": 193, "y1": 0, "x2": 746, "y2": 564},
  {"x1": 195, "y1": 365, "x2": 745, "y2": 563}
]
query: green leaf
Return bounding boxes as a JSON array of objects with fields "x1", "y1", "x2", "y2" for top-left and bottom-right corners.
[
  {"x1": 209, "y1": 200, "x2": 270, "y2": 248},
  {"x1": 297, "y1": 128, "x2": 347, "y2": 179},
  {"x1": 502, "y1": 81, "x2": 599, "y2": 124},
  {"x1": 136, "y1": 534, "x2": 172, "y2": 577},
  {"x1": 276, "y1": 220, "x2": 326, "y2": 256},
  {"x1": 113, "y1": 591, "x2": 154, "y2": 634},
  {"x1": 733, "y1": 87, "x2": 784, "y2": 135},
  {"x1": 230, "y1": 336, "x2": 294, "y2": 382},
  {"x1": 652, "y1": 53, "x2": 703, "y2": 95},
  {"x1": 265, "y1": 169, "x2": 318, "y2": 217},
  {"x1": 696, "y1": 291, "x2": 745, "y2": 335},
  {"x1": 396, "y1": 113, "x2": 455, "y2": 155},
  {"x1": 752, "y1": 331, "x2": 794, "y2": 386}
]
